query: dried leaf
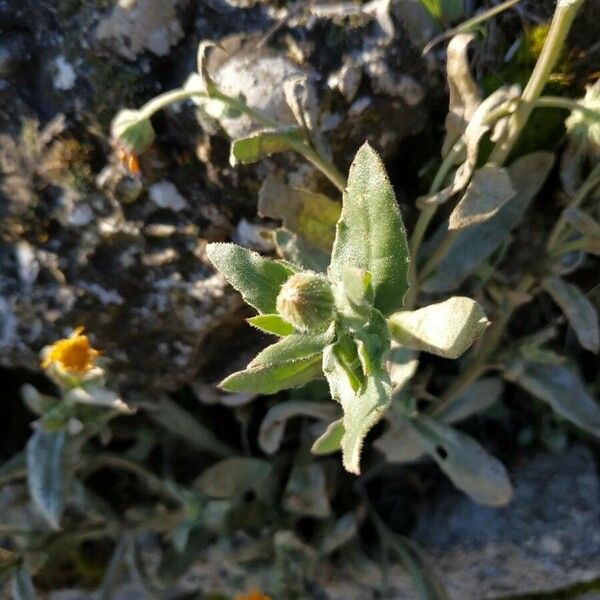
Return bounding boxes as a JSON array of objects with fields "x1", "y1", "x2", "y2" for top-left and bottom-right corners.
[
  {"x1": 329, "y1": 142, "x2": 410, "y2": 316},
  {"x1": 259, "y1": 400, "x2": 341, "y2": 454},
  {"x1": 423, "y1": 152, "x2": 554, "y2": 291},
  {"x1": 542, "y1": 277, "x2": 599, "y2": 353},
  {"x1": 505, "y1": 360, "x2": 600, "y2": 437},
  {"x1": 410, "y1": 416, "x2": 513, "y2": 506},
  {"x1": 388, "y1": 296, "x2": 489, "y2": 359},
  {"x1": 442, "y1": 33, "x2": 481, "y2": 157},
  {"x1": 259, "y1": 177, "x2": 340, "y2": 253},
  {"x1": 448, "y1": 164, "x2": 515, "y2": 229}
]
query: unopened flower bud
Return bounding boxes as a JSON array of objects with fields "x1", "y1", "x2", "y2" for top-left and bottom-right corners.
[
  {"x1": 276, "y1": 273, "x2": 334, "y2": 333},
  {"x1": 111, "y1": 109, "x2": 155, "y2": 154}
]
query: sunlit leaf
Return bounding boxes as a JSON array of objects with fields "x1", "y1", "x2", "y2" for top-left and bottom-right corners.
[
  {"x1": 206, "y1": 243, "x2": 294, "y2": 314},
  {"x1": 449, "y1": 164, "x2": 515, "y2": 229},
  {"x1": 388, "y1": 346, "x2": 419, "y2": 391},
  {"x1": 542, "y1": 276, "x2": 599, "y2": 353},
  {"x1": 388, "y1": 296, "x2": 489, "y2": 359},
  {"x1": 247, "y1": 314, "x2": 294, "y2": 337},
  {"x1": 311, "y1": 418, "x2": 344, "y2": 455},
  {"x1": 505, "y1": 360, "x2": 600, "y2": 436},
  {"x1": 26, "y1": 430, "x2": 67, "y2": 529},
  {"x1": 410, "y1": 416, "x2": 513, "y2": 506},
  {"x1": 230, "y1": 127, "x2": 303, "y2": 165},
  {"x1": 329, "y1": 142, "x2": 410, "y2": 316}
]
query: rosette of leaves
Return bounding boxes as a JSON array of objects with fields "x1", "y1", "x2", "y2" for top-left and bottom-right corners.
[{"x1": 207, "y1": 143, "x2": 489, "y2": 475}]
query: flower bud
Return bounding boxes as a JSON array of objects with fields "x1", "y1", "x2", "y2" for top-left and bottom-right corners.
[
  {"x1": 276, "y1": 273, "x2": 334, "y2": 333},
  {"x1": 111, "y1": 108, "x2": 155, "y2": 154},
  {"x1": 565, "y1": 80, "x2": 600, "y2": 159}
]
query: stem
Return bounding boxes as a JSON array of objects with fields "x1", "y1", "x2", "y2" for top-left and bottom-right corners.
[
  {"x1": 534, "y1": 96, "x2": 600, "y2": 122},
  {"x1": 137, "y1": 87, "x2": 347, "y2": 192},
  {"x1": 489, "y1": 0, "x2": 585, "y2": 165},
  {"x1": 546, "y1": 161, "x2": 600, "y2": 252}
]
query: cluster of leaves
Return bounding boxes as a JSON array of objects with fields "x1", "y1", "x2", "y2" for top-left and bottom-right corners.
[{"x1": 2, "y1": 0, "x2": 600, "y2": 597}]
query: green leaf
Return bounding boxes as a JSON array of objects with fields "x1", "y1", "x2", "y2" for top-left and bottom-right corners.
[
  {"x1": 374, "y1": 416, "x2": 424, "y2": 463},
  {"x1": 436, "y1": 377, "x2": 503, "y2": 424},
  {"x1": 26, "y1": 430, "x2": 67, "y2": 529},
  {"x1": 206, "y1": 243, "x2": 294, "y2": 314},
  {"x1": 323, "y1": 344, "x2": 392, "y2": 474},
  {"x1": 247, "y1": 314, "x2": 294, "y2": 337},
  {"x1": 149, "y1": 396, "x2": 235, "y2": 457},
  {"x1": 250, "y1": 331, "x2": 331, "y2": 367},
  {"x1": 448, "y1": 164, "x2": 515, "y2": 230},
  {"x1": 230, "y1": 127, "x2": 303, "y2": 165},
  {"x1": 409, "y1": 416, "x2": 513, "y2": 506},
  {"x1": 12, "y1": 568, "x2": 38, "y2": 600},
  {"x1": 423, "y1": 152, "x2": 554, "y2": 291},
  {"x1": 388, "y1": 296, "x2": 489, "y2": 359},
  {"x1": 311, "y1": 418, "x2": 344, "y2": 455},
  {"x1": 195, "y1": 457, "x2": 273, "y2": 500},
  {"x1": 320, "y1": 513, "x2": 358, "y2": 554},
  {"x1": 259, "y1": 400, "x2": 340, "y2": 454},
  {"x1": 388, "y1": 346, "x2": 419, "y2": 392},
  {"x1": 110, "y1": 108, "x2": 155, "y2": 154},
  {"x1": 329, "y1": 142, "x2": 410, "y2": 316},
  {"x1": 542, "y1": 277, "x2": 599, "y2": 353},
  {"x1": 505, "y1": 360, "x2": 600, "y2": 436}
]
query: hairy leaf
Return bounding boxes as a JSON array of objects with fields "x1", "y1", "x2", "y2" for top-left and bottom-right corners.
[
  {"x1": 26, "y1": 430, "x2": 67, "y2": 529},
  {"x1": 388, "y1": 346, "x2": 419, "y2": 392},
  {"x1": 423, "y1": 152, "x2": 554, "y2": 291},
  {"x1": 410, "y1": 416, "x2": 513, "y2": 506},
  {"x1": 323, "y1": 343, "x2": 392, "y2": 474},
  {"x1": 230, "y1": 127, "x2": 303, "y2": 165},
  {"x1": 329, "y1": 142, "x2": 410, "y2": 316},
  {"x1": 250, "y1": 331, "x2": 332, "y2": 367},
  {"x1": 505, "y1": 360, "x2": 600, "y2": 436},
  {"x1": 206, "y1": 243, "x2": 294, "y2": 314},
  {"x1": 542, "y1": 277, "x2": 599, "y2": 353},
  {"x1": 311, "y1": 418, "x2": 344, "y2": 455},
  {"x1": 259, "y1": 400, "x2": 341, "y2": 454},
  {"x1": 449, "y1": 164, "x2": 515, "y2": 229},
  {"x1": 247, "y1": 314, "x2": 294, "y2": 337},
  {"x1": 388, "y1": 297, "x2": 489, "y2": 359}
]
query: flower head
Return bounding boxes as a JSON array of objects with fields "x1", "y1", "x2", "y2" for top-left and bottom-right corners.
[
  {"x1": 565, "y1": 79, "x2": 600, "y2": 158},
  {"x1": 234, "y1": 591, "x2": 271, "y2": 600},
  {"x1": 41, "y1": 327, "x2": 100, "y2": 375}
]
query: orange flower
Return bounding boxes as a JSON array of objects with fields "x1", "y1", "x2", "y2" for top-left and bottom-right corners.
[
  {"x1": 41, "y1": 327, "x2": 100, "y2": 374},
  {"x1": 234, "y1": 591, "x2": 271, "y2": 600},
  {"x1": 116, "y1": 145, "x2": 141, "y2": 176}
]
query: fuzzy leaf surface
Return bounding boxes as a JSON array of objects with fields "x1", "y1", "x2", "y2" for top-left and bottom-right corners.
[
  {"x1": 388, "y1": 296, "x2": 489, "y2": 359},
  {"x1": 206, "y1": 243, "x2": 294, "y2": 314},
  {"x1": 311, "y1": 418, "x2": 344, "y2": 455},
  {"x1": 247, "y1": 314, "x2": 294, "y2": 337},
  {"x1": 329, "y1": 142, "x2": 409, "y2": 316},
  {"x1": 542, "y1": 277, "x2": 599, "y2": 353},
  {"x1": 409, "y1": 417, "x2": 513, "y2": 506}
]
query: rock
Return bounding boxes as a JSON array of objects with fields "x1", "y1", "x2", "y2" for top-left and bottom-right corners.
[{"x1": 412, "y1": 445, "x2": 600, "y2": 599}]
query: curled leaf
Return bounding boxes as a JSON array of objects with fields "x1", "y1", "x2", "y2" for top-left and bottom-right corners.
[
  {"x1": 388, "y1": 297, "x2": 489, "y2": 359},
  {"x1": 230, "y1": 127, "x2": 303, "y2": 166}
]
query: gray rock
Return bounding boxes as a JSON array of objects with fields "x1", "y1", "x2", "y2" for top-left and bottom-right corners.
[{"x1": 413, "y1": 445, "x2": 600, "y2": 599}]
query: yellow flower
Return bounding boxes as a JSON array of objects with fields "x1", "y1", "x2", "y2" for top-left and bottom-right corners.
[
  {"x1": 234, "y1": 591, "x2": 271, "y2": 600},
  {"x1": 41, "y1": 327, "x2": 100, "y2": 374}
]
